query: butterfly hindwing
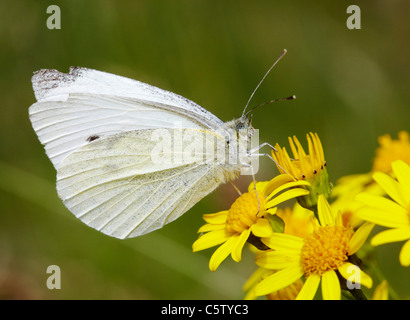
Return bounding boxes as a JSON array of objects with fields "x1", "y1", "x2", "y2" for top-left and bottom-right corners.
[{"x1": 56, "y1": 128, "x2": 231, "y2": 238}]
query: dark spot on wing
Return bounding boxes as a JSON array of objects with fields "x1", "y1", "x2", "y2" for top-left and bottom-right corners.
[{"x1": 87, "y1": 135, "x2": 100, "y2": 142}]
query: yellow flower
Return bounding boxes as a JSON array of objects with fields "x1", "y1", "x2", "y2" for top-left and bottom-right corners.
[
  {"x1": 330, "y1": 176, "x2": 382, "y2": 228},
  {"x1": 331, "y1": 131, "x2": 410, "y2": 227},
  {"x1": 271, "y1": 132, "x2": 331, "y2": 209},
  {"x1": 276, "y1": 205, "x2": 314, "y2": 239},
  {"x1": 254, "y1": 195, "x2": 374, "y2": 300},
  {"x1": 372, "y1": 131, "x2": 410, "y2": 173},
  {"x1": 243, "y1": 205, "x2": 314, "y2": 300},
  {"x1": 332, "y1": 131, "x2": 410, "y2": 205},
  {"x1": 192, "y1": 174, "x2": 310, "y2": 271},
  {"x1": 356, "y1": 160, "x2": 410, "y2": 267},
  {"x1": 272, "y1": 133, "x2": 326, "y2": 181}
]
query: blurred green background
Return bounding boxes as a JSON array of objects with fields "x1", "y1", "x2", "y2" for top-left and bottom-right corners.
[{"x1": 0, "y1": 0, "x2": 409, "y2": 299}]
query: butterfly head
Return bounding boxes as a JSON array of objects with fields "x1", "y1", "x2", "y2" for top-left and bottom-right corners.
[{"x1": 235, "y1": 115, "x2": 255, "y2": 138}]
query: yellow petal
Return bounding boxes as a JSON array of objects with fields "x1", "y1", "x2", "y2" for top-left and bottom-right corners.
[
  {"x1": 313, "y1": 132, "x2": 325, "y2": 164},
  {"x1": 335, "y1": 211, "x2": 344, "y2": 227},
  {"x1": 321, "y1": 270, "x2": 341, "y2": 300},
  {"x1": 266, "y1": 180, "x2": 310, "y2": 201},
  {"x1": 295, "y1": 274, "x2": 320, "y2": 300},
  {"x1": 348, "y1": 222, "x2": 375, "y2": 255},
  {"x1": 356, "y1": 193, "x2": 408, "y2": 225},
  {"x1": 338, "y1": 262, "x2": 373, "y2": 289},
  {"x1": 209, "y1": 235, "x2": 238, "y2": 271},
  {"x1": 355, "y1": 204, "x2": 409, "y2": 229},
  {"x1": 261, "y1": 233, "x2": 304, "y2": 252},
  {"x1": 392, "y1": 160, "x2": 410, "y2": 194},
  {"x1": 373, "y1": 172, "x2": 408, "y2": 208},
  {"x1": 289, "y1": 136, "x2": 300, "y2": 159},
  {"x1": 202, "y1": 211, "x2": 228, "y2": 224},
  {"x1": 251, "y1": 218, "x2": 273, "y2": 238},
  {"x1": 399, "y1": 239, "x2": 410, "y2": 267},
  {"x1": 243, "y1": 290, "x2": 257, "y2": 301},
  {"x1": 247, "y1": 180, "x2": 270, "y2": 194},
  {"x1": 317, "y1": 194, "x2": 334, "y2": 227},
  {"x1": 242, "y1": 268, "x2": 268, "y2": 292},
  {"x1": 256, "y1": 251, "x2": 300, "y2": 270},
  {"x1": 332, "y1": 173, "x2": 373, "y2": 197},
  {"x1": 192, "y1": 229, "x2": 230, "y2": 252},
  {"x1": 371, "y1": 227, "x2": 410, "y2": 246},
  {"x1": 231, "y1": 229, "x2": 251, "y2": 262},
  {"x1": 266, "y1": 188, "x2": 310, "y2": 208},
  {"x1": 197, "y1": 223, "x2": 225, "y2": 233},
  {"x1": 254, "y1": 264, "x2": 304, "y2": 296},
  {"x1": 264, "y1": 174, "x2": 296, "y2": 195}
]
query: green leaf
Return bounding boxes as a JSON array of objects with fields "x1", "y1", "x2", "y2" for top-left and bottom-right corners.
[{"x1": 268, "y1": 214, "x2": 285, "y2": 233}]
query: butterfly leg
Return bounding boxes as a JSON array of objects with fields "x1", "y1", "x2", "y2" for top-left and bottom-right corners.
[
  {"x1": 244, "y1": 163, "x2": 261, "y2": 216},
  {"x1": 250, "y1": 152, "x2": 292, "y2": 177},
  {"x1": 250, "y1": 142, "x2": 296, "y2": 161},
  {"x1": 249, "y1": 142, "x2": 277, "y2": 154}
]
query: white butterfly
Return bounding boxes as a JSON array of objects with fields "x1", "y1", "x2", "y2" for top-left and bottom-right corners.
[{"x1": 29, "y1": 52, "x2": 291, "y2": 239}]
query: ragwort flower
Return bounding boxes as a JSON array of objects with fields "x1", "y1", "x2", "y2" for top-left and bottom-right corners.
[
  {"x1": 356, "y1": 160, "x2": 410, "y2": 267},
  {"x1": 254, "y1": 195, "x2": 374, "y2": 300},
  {"x1": 192, "y1": 174, "x2": 309, "y2": 271},
  {"x1": 372, "y1": 131, "x2": 410, "y2": 174},
  {"x1": 243, "y1": 205, "x2": 314, "y2": 300},
  {"x1": 332, "y1": 131, "x2": 410, "y2": 221},
  {"x1": 271, "y1": 132, "x2": 331, "y2": 210}
]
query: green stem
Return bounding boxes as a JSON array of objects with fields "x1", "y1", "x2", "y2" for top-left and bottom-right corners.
[
  {"x1": 337, "y1": 255, "x2": 369, "y2": 300},
  {"x1": 247, "y1": 233, "x2": 269, "y2": 250},
  {"x1": 348, "y1": 288, "x2": 368, "y2": 300},
  {"x1": 309, "y1": 204, "x2": 319, "y2": 221}
]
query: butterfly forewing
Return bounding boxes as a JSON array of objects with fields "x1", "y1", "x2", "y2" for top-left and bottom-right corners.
[{"x1": 29, "y1": 67, "x2": 225, "y2": 170}]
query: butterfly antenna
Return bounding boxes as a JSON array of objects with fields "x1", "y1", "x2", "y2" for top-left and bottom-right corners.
[
  {"x1": 244, "y1": 95, "x2": 296, "y2": 117},
  {"x1": 242, "y1": 49, "x2": 288, "y2": 118}
]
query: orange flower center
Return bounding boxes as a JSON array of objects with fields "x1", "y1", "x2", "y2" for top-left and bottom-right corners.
[
  {"x1": 225, "y1": 192, "x2": 263, "y2": 234},
  {"x1": 301, "y1": 225, "x2": 353, "y2": 276}
]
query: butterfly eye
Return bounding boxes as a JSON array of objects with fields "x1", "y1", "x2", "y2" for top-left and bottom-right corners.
[{"x1": 236, "y1": 122, "x2": 245, "y2": 131}]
